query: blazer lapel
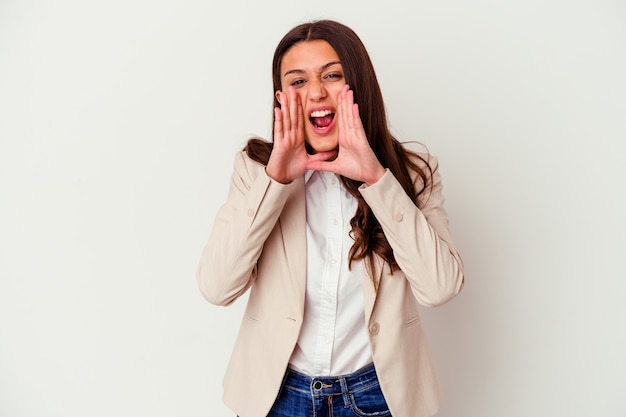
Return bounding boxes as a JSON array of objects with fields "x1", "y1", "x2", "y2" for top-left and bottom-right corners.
[
  {"x1": 278, "y1": 176, "x2": 307, "y2": 317},
  {"x1": 276, "y1": 175, "x2": 385, "y2": 324},
  {"x1": 361, "y1": 254, "x2": 385, "y2": 325}
]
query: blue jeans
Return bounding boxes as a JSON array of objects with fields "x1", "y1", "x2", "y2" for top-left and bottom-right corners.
[{"x1": 266, "y1": 363, "x2": 392, "y2": 417}]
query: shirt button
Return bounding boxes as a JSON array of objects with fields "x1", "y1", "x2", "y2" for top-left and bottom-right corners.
[
  {"x1": 369, "y1": 322, "x2": 380, "y2": 335},
  {"x1": 247, "y1": 208, "x2": 254, "y2": 217},
  {"x1": 394, "y1": 213, "x2": 404, "y2": 222},
  {"x1": 333, "y1": 218, "x2": 339, "y2": 226}
]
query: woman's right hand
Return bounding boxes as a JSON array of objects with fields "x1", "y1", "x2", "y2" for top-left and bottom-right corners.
[{"x1": 266, "y1": 86, "x2": 334, "y2": 183}]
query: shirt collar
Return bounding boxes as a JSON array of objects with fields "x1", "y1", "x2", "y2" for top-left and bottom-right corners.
[
  {"x1": 304, "y1": 170, "x2": 315, "y2": 184},
  {"x1": 305, "y1": 170, "x2": 339, "y2": 185}
]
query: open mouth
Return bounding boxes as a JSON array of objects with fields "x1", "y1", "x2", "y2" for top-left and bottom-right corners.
[{"x1": 309, "y1": 109, "x2": 335, "y2": 131}]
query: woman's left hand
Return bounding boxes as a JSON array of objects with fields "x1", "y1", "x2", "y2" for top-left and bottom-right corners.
[{"x1": 306, "y1": 85, "x2": 386, "y2": 185}]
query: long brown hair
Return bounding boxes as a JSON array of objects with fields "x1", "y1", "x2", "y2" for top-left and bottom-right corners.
[{"x1": 245, "y1": 20, "x2": 432, "y2": 279}]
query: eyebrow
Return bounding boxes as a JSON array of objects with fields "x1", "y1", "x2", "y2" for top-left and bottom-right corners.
[{"x1": 283, "y1": 60, "x2": 342, "y2": 78}]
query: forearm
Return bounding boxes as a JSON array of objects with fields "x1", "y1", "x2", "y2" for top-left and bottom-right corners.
[
  {"x1": 360, "y1": 166, "x2": 464, "y2": 307},
  {"x1": 197, "y1": 152, "x2": 297, "y2": 306}
]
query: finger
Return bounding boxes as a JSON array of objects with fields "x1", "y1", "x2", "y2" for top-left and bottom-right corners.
[
  {"x1": 295, "y1": 91, "x2": 304, "y2": 141},
  {"x1": 279, "y1": 91, "x2": 291, "y2": 134},
  {"x1": 273, "y1": 107, "x2": 283, "y2": 141},
  {"x1": 310, "y1": 149, "x2": 338, "y2": 162},
  {"x1": 341, "y1": 86, "x2": 356, "y2": 134},
  {"x1": 352, "y1": 102, "x2": 365, "y2": 134},
  {"x1": 345, "y1": 88, "x2": 356, "y2": 130},
  {"x1": 288, "y1": 86, "x2": 299, "y2": 136},
  {"x1": 337, "y1": 86, "x2": 348, "y2": 139},
  {"x1": 306, "y1": 152, "x2": 339, "y2": 172},
  {"x1": 344, "y1": 89, "x2": 367, "y2": 144}
]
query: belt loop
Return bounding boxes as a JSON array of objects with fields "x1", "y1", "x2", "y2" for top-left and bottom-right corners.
[{"x1": 339, "y1": 377, "x2": 350, "y2": 407}]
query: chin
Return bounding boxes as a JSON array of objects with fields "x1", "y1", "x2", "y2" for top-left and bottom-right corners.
[{"x1": 305, "y1": 136, "x2": 338, "y2": 154}]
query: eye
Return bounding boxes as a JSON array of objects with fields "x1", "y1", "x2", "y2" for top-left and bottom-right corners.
[
  {"x1": 325, "y1": 72, "x2": 343, "y2": 81},
  {"x1": 290, "y1": 79, "x2": 305, "y2": 87}
]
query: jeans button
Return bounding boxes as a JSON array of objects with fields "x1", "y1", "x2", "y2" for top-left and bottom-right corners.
[{"x1": 313, "y1": 381, "x2": 322, "y2": 390}]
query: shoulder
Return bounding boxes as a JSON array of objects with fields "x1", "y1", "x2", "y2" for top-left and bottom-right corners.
[
  {"x1": 409, "y1": 151, "x2": 439, "y2": 173},
  {"x1": 398, "y1": 141, "x2": 439, "y2": 174},
  {"x1": 229, "y1": 150, "x2": 268, "y2": 189},
  {"x1": 234, "y1": 148, "x2": 268, "y2": 172},
  {"x1": 403, "y1": 149, "x2": 439, "y2": 192}
]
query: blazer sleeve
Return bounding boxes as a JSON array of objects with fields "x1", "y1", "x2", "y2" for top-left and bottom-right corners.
[
  {"x1": 196, "y1": 151, "x2": 297, "y2": 306},
  {"x1": 359, "y1": 154, "x2": 464, "y2": 307}
]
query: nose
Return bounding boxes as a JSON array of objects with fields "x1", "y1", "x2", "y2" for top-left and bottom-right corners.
[{"x1": 308, "y1": 78, "x2": 327, "y2": 101}]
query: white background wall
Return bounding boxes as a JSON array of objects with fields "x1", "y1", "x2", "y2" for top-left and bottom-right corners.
[{"x1": 1, "y1": 1, "x2": 625, "y2": 416}]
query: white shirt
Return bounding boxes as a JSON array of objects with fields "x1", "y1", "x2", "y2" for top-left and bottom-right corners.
[{"x1": 288, "y1": 170, "x2": 373, "y2": 376}]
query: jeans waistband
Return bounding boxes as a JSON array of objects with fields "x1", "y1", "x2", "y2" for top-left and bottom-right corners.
[{"x1": 284, "y1": 363, "x2": 379, "y2": 397}]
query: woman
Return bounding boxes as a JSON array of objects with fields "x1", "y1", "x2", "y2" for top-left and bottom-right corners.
[{"x1": 197, "y1": 19, "x2": 464, "y2": 417}]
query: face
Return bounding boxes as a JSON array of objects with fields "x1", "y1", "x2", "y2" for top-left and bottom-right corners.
[{"x1": 278, "y1": 40, "x2": 346, "y2": 153}]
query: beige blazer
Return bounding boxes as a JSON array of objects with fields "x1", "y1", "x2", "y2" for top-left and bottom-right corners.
[{"x1": 197, "y1": 150, "x2": 464, "y2": 417}]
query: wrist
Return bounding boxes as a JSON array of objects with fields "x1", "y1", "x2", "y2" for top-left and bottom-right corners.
[
  {"x1": 265, "y1": 166, "x2": 292, "y2": 184},
  {"x1": 364, "y1": 166, "x2": 386, "y2": 186}
]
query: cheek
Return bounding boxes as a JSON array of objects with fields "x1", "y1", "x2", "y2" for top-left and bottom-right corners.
[
  {"x1": 295, "y1": 90, "x2": 307, "y2": 105},
  {"x1": 329, "y1": 86, "x2": 344, "y2": 104}
]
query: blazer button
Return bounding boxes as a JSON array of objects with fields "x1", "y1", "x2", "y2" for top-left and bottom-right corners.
[
  {"x1": 247, "y1": 208, "x2": 254, "y2": 217},
  {"x1": 394, "y1": 213, "x2": 403, "y2": 222},
  {"x1": 369, "y1": 322, "x2": 380, "y2": 335}
]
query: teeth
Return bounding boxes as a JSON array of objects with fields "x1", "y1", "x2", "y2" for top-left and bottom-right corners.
[{"x1": 310, "y1": 109, "x2": 332, "y2": 118}]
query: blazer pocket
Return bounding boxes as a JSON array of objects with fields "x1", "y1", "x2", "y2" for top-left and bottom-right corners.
[{"x1": 405, "y1": 315, "x2": 421, "y2": 327}]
